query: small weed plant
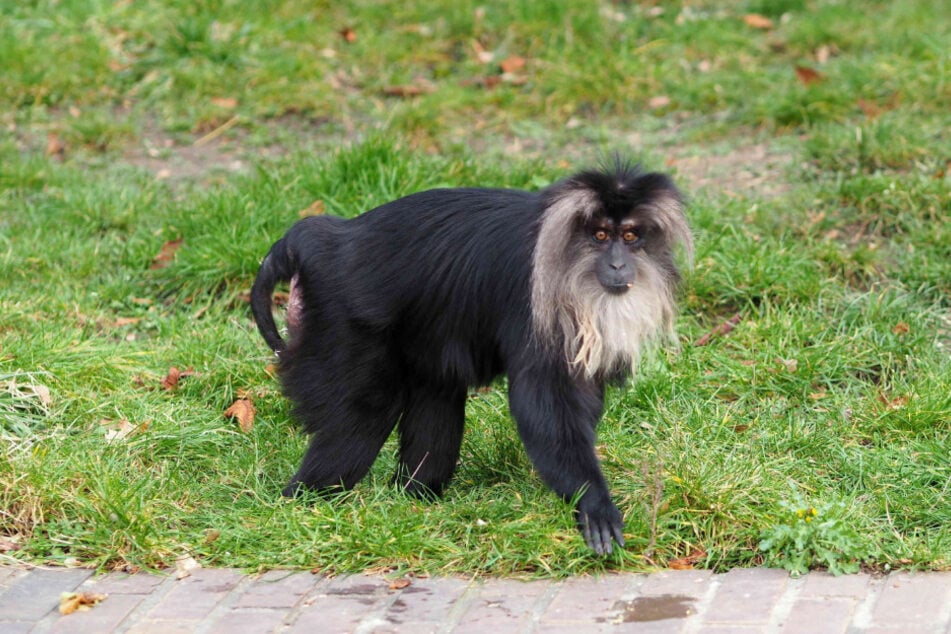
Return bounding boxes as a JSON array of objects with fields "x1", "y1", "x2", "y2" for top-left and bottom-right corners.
[{"x1": 759, "y1": 484, "x2": 864, "y2": 576}]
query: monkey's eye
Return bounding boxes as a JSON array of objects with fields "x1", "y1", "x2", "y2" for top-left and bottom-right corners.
[
  {"x1": 621, "y1": 229, "x2": 639, "y2": 243},
  {"x1": 592, "y1": 229, "x2": 610, "y2": 242}
]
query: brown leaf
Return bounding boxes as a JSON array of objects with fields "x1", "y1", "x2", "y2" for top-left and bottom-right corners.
[
  {"x1": 46, "y1": 133, "x2": 66, "y2": 159},
  {"x1": 150, "y1": 239, "x2": 183, "y2": 270},
  {"x1": 339, "y1": 26, "x2": 356, "y2": 43},
  {"x1": 743, "y1": 14, "x2": 773, "y2": 30},
  {"x1": 225, "y1": 398, "x2": 255, "y2": 433},
  {"x1": 471, "y1": 39, "x2": 493, "y2": 64},
  {"x1": 648, "y1": 95, "x2": 671, "y2": 109},
  {"x1": 694, "y1": 313, "x2": 742, "y2": 347},
  {"x1": 499, "y1": 55, "x2": 525, "y2": 74},
  {"x1": 101, "y1": 418, "x2": 149, "y2": 442},
  {"x1": 668, "y1": 548, "x2": 707, "y2": 570},
  {"x1": 878, "y1": 394, "x2": 909, "y2": 411},
  {"x1": 113, "y1": 317, "x2": 141, "y2": 327},
  {"x1": 382, "y1": 84, "x2": 433, "y2": 98},
  {"x1": 210, "y1": 96, "x2": 238, "y2": 109},
  {"x1": 161, "y1": 367, "x2": 182, "y2": 391},
  {"x1": 59, "y1": 592, "x2": 107, "y2": 615},
  {"x1": 892, "y1": 322, "x2": 910, "y2": 336},
  {"x1": 389, "y1": 578, "x2": 412, "y2": 590},
  {"x1": 298, "y1": 199, "x2": 326, "y2": 218},
  {"x1": 778, "y1": 358, "x2": 799, "y2": 373},
  {"x1": 203, "y1": 529, "x2": 221, "y2": 544},
  {"x1": 794, "y1": 65, "x2": 825, "y2": 86}
]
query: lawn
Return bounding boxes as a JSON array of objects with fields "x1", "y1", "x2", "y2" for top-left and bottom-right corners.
[{"x1": 1, "y1": 0, "x2": 948, "y2": 577}]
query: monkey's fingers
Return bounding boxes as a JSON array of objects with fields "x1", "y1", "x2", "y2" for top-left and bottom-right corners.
[
  {"x1": 611, "y1": 524, "x2": 626, "y2": 549},
  {"x1": 581, "y1": 514, "x2": 615, "y2": 555}
]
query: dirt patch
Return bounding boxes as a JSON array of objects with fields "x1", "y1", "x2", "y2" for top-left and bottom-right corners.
[{"x1": 667, "y1": 141, "x2": 794, "y2": 198}]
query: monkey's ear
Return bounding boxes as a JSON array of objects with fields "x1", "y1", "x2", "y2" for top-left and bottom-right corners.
[{"x1": 646, "y1": 181, "x2": 694, "y2": 266}]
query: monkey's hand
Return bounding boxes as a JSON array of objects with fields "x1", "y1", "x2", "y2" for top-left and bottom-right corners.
[{"x1": 575, "y1": 495, "x2": 625, "y2": 555}]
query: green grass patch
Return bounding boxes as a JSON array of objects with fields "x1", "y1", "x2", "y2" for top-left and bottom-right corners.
[{"x1": 1, "y1": 0, "x2": 948, "y2": 577}]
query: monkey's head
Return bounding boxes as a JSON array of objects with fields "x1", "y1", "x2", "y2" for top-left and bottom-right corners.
[{"x1": 531, "y1": 161, "x2": 693, "y2": 379}]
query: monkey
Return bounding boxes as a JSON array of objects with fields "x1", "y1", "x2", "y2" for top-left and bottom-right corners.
[{"x1": 250, "y1": 160, "x2": 692, "y2": 555}]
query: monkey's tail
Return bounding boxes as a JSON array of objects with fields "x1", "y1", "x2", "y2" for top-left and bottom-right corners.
[{"x1": 250, "y1": 237, "x2": 295, "y2": 353}]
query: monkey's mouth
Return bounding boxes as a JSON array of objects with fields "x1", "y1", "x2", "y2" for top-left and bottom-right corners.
[{"x1": 604, "y1": 283, "x2": 634, "y2": 295}]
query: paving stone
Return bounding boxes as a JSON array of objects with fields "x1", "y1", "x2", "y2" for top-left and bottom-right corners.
[
  {"x1": 638, "y1": 569, "x2": 714, "y2": 597},
  {"x1": 798, "y1": 571, "x2": 871, "y2": 599},
  {"x1": 143, "y1": 568, "x2": 243, "y2": 621},
  {"x1": 541, "y1": 573, "x2": 634, "y2": 624},
  {"x1": 452, "y1": 578, "x2": 549, "y2": 634},
  {"x1": 869, "y1": 571, "x2": 951, "y2": 630},
  {"x1": 0, "y1": 567, "x2": 26, "y2": 589},
  {"x1": 375, "y1": 575, "x2": 470, "y2": 632},
  {"x1": 286, "y1": 574, "x2": 392, "y2": 634},
  {"x1": 233, "y1": 570, "x2": 320, "y2": 609},
  {"x1": 208, "y1": 608, "x2": 288, "y2": 634},
  {"x1": 125, "y1": 619, "x2": 198, "y2": 633},
  {"x1": 79, "y1": 571, "x2": 168, "y2": 595},
  {"x1": 0, "y1": 568, "x2": 94, "y2": 621},
  {"x1": 778, "y1": 597, "x2": 854, "y2": 634},
  {"x1": 702, "y1": 568, "x2": 788, "y2": 625}
]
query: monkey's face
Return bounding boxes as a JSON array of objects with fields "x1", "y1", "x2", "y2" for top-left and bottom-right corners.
[{"x1": 587, "y1": 220, "x2": 642, "y2": 294}]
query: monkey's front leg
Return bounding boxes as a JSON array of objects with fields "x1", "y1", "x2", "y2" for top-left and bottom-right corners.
[{"x1": 508, "y1": 368, "x2": 625, "y2": 555}]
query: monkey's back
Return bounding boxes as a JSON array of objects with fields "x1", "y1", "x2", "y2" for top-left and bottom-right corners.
[{"x1": 289, "y1": 188, "x2": 542, "y2": 388}]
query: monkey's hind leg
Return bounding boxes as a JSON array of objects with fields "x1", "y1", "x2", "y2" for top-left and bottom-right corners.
[
  {"x1": 394, "y1": 385, "x2": 467, "y2": 498},
  {"x1": 283, "y1": 396, "x2": 403, "y2": 497}
]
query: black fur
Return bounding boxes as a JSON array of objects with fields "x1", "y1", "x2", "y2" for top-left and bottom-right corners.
[{"x1": 250, "y1": 166, "x2": 687, "y2": 555}]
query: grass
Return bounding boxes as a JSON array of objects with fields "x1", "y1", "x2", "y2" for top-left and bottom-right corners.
[{"x1": 1, "y1": 0, "x2": 948, "y2": 578}]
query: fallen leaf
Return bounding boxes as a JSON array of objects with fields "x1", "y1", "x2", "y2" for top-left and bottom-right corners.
[
  {"x1": 878, "y1": 394, "x2": 909, "y2": 411},
  {"x1": 815, "y1": 44, "x2": 832, "y2": 64},
  {"x1": 339, "y1": 26, "x2": 356, "y2": 43},
  {"x1": 668, "y1": 548, "x2": 707, "y2": 570},
  {"x1": 892, "y1": 322, "x2": 910, "y2": 336},
  {"x1": 161, "y1": 367, "x2": 182, "y2": 391},
  {"x1": 648, "y1": 95, "x2": 671, "y2": 109},
  {"x1": 59, "y1": 592, "x2": 107, "y2": 615},
  {"x1": 733, "y1": 424, "x2": 750, "y2": 433},
  {"x1": 298, "y1": 200, "x2": 326, "y2": 217},
  {"x1": 694, "y1": 313, "x2": 742, "y2": 346},
  {"x1": 743, "y1": 14, "x2": 773, "y2": 30},
  {"x1": 794, "y1": 65, "x2": 825, "y2": 86},
  {"x1": 203, "y1": 529, "x2": 221, "y2": 544},
  {"x1": 779, "y1": 358, "x2": 799, "y2": 373},
  {"x1": 389, "y1": 578, "x2": 411, "y2": 590},
  {"x1": 150, "y1": 239, "x2": 183, "y2": 270},
  {"x1": 224, "y1": 398, "x2": 255, "y2": 433},
  {"x1": 210, "y1": 96, "x2": 238, "y2": 109},
  {"x1": 382, "y1": 84, "x2": 433, "y2": 98},
  {"x1": 175, "y1": 554, "x2": 201, "y2": 580},
  {"x1": 113, "y1": 317, "x2": 141, "y2": 327},
  {"x1": 101, "y1": 418, "x2": 149, "y2": 442},
  {"x1": 471, "y1": 39, "x2": 493, "y2": 63},
  {"x1": 499, "y1": 55, "x2": 525, "y2": 74},
  {"x1": 46, "y1": 133, "x2": 66, "y2": 160}
]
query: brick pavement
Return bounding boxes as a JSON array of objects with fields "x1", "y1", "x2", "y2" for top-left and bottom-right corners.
[{"x1": 1, "y1": 566, "x2": 950, "y2": 633}]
